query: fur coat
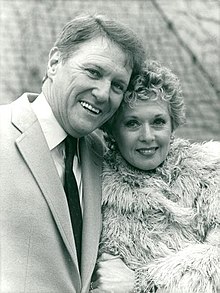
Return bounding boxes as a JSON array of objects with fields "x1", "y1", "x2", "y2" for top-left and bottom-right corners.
[{"x1": 99, "y1": 138, "x2": 220, "y2": 293}]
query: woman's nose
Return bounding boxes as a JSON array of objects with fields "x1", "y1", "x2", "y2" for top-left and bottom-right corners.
[
  {"x1": 139, "y1": 124, "x2": 155, "y2": 142},
  {"x1": 92, "y1": 80, "x2": 111, "y2": 102}
]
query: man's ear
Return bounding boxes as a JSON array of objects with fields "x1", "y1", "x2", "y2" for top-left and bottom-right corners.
[{"x1": 47, "y1": 47, "x2": 61, "y2": 78}]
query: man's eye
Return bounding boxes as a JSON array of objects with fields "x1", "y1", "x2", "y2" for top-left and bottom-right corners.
[
  {"x1": 112, "y1": 82, "x2": 125, "y2": 94},
  {"x1": 86, "y1": 68, "x2": 101, "y2": 78}
]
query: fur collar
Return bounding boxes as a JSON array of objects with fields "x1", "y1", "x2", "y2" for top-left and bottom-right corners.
[
  {"x1": 102, "y1": 138, "x2": 220, "y2": 226},
  {"x1": 100, "y1": 138, "x2": 220, "y2": 292}
]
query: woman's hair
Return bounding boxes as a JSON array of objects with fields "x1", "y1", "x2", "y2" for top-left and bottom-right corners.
[
  {"x1": 52, "y1": 13, "x2": 145, "y2": 80},
  {"x1": 103, "y1": 60, "x2": 186, "y2": 133}
]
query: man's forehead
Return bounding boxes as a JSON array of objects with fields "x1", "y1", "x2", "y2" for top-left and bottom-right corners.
[
  {"x1": 70, "y1": 38, "x2": 132, "y2": 76},
  {"x1": 73, "y1": 37, "x2": 130, "y2": 62}
]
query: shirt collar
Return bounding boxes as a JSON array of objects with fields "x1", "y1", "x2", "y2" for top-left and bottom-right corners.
[{"x1": 30, "y1": 93, "x2": 67, "y2": 150}]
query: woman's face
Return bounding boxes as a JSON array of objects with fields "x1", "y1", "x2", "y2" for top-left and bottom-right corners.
[{"x1": 112, "y1": 99, "x2": 172, "y2": 171}]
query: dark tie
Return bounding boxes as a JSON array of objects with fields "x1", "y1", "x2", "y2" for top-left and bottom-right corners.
[{"x1": 64, "y1": 135, "x2": 82, "y2": 268}]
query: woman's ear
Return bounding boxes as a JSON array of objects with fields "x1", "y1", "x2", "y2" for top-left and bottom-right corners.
[{"x1": 47, "y1": 47, "x2": 61, "y2": 79}]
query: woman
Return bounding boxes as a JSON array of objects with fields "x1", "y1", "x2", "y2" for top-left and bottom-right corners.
[{"x1": 92, "y1": 61, "x2": 220, "y2": 293}]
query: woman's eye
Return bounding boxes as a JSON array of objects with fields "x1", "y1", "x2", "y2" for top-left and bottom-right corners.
[
  {"x1": 125, "y1": 120, "x2": 139, "y2": 128},
  {"x1": 153, "y1": 118, "x2": 166, "y2": 127}
]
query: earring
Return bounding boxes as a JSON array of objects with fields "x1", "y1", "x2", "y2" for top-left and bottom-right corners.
[{"x1": 170, "y1": 134, "x2": 175, "y2": 144}]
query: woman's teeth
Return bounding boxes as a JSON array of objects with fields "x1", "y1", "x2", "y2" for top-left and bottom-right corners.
[{"x1": 138, "y1": 148, "x2": 157, "y2": 155}]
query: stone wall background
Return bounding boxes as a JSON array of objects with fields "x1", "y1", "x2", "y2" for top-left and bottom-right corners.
[{"x1": 0, "y1": 0, "x2": 219, "y2": 141}]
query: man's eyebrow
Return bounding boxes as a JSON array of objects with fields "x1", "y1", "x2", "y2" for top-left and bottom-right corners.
[
  {"x1": 84, "y1": 63, "x2": 103, "y2": 70},
  {"x1": 115, "y1": 77, "x2": 130, "y2": 87},
  {"x1": 113, "y1": 78, "x2": 127, "y2": 85}
]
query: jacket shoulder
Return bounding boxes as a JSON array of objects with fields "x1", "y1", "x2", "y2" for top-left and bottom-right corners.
[{"x1": 86, "y1": 130, "x2": 105, "y2": 157}]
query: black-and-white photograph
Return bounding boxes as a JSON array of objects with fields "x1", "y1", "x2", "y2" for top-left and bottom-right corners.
[{"x1": 0, "y1": 1, "x2": 220, "y2": 292}]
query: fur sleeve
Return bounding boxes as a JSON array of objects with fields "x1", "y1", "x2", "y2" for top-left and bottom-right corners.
[
  {"x1": 195, "y1": 141, "x2": 220, "y2": 236},
  {"x1": 138, "y1": 241, "x2": 220, "y2": 293},
  {"x1": 138, "y1": 141, "x2": 220, "y2": 293}
]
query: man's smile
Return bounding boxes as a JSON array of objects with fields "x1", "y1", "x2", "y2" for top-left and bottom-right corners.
[{"x1": 80, "y1": 101, "x2": 101, "y2": 114}]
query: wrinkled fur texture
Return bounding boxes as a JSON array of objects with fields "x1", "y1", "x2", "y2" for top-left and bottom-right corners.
[{"x1": 99, "y1": 138, "x2": 220, "y2": 293}]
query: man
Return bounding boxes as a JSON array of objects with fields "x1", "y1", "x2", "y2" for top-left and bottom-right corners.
[{"x1": 0, "y1": 13, "x2": 145, "y2": 293}]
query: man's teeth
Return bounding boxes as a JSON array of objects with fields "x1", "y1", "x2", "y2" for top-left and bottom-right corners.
[{"x1": 80, "y1": 102, "x2": 100, "y2": 114}]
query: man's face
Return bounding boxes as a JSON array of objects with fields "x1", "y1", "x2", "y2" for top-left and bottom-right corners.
[{"x1": 46, "y1": 37, "x2": 132, "y2": 137}]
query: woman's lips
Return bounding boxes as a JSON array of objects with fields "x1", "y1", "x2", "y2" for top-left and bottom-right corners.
[{"x1": 137, "y1": 147, "x2": 158, "y2": 156}]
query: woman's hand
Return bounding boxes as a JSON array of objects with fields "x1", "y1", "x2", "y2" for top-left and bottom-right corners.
[{"x1": 90, "y1": 253, "x2": 135, "y2": 293}]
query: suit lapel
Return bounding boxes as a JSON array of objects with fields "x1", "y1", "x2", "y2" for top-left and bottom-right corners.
[
  {"x1": 80, "y1": 136, "x2": 102, "y2": 291},
  {"x1": 12, "y1": 94, "x2": 103, "y2": 290},
  {"x1": 11, "y1": 95, "x2": 80, "y2": 280}
]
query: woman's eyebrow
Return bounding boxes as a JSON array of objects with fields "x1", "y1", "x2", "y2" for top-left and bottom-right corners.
[
  {"x1": 123, "y1": 114, "x2": 139, "y2": 119},
  {"x1": 154, "y1": 113, "x2": 167, "y2": 118}
]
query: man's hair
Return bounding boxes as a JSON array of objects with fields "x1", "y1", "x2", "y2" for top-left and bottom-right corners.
[
  {"x1": 103, "y1": 60, "x2": 186, "y2": 133},
  {"x1": 52, "y1": 13, "x2": 145, "y2": 80}
]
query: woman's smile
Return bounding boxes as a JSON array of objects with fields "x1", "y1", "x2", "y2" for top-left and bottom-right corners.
[{"x1": 136, "y1": 147, "x2": 158, "y2": 156}]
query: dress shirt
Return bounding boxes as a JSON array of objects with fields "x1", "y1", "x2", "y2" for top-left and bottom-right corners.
[{"x1": 30, "y1": 93, "x2": 83, "y2": 210}]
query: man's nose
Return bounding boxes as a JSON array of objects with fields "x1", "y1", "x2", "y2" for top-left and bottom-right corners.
[
  {"x1": 92, "y1": 80, "x2": 111, "y2": 102},
  {"x1": 139, "y1": 124, "x2": 155, "y2": 142}
]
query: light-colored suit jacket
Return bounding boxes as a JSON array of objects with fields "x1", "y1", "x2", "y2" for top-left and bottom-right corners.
[{"x1": 0, "y1": 94, "x2": 103, "y2": 293}]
